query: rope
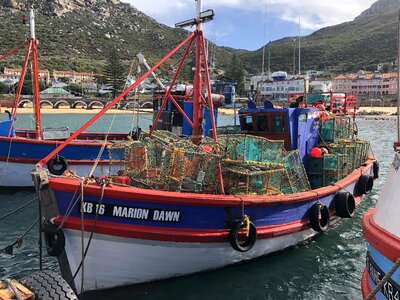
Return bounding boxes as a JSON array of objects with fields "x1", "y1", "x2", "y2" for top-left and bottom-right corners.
[
  {"x1": 5, "y1": 279, "x2": 23, "y2": 300},
  {"x1": 2, "y1": 218, "x2": 39, "y2": 255},
  {"x1": 0, "y1": 197, "x2": 37, "y2": 221},
  {"x1": 70, "y1": 183, "x2": 106, "y2": 286},
  {"x1": 365, "y1": 257, "x2": 400, "y2": 300},
  {"x1": 0, "y1": 138, "x2": 13, "y2": 186},
  {"x1": 88, "y1": 111, "x2": 117, "y2": 178},
  {"x1": 80, "y1": 182, "x2": 85, "y2": 295}
]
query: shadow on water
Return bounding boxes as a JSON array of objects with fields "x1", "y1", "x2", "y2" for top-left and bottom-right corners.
[{"x1": 0, "y1": 116, "x2": 396, "y2": 299}]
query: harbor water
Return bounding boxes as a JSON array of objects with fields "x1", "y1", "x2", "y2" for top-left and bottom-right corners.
[{"x1": 0, "y1": 113, "x2": 395, "y2": 299}]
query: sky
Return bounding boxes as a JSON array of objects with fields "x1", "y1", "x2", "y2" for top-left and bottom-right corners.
[{"x1": 121, "y1": 0, "x2": 377, "y2": 51}]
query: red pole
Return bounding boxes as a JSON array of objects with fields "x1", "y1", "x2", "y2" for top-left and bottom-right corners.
[
  {"x1": 199, "y1": 32, "x2": 225, "y2": 195},
  {"x1": 0, "y1": 41, "x2": 27, "y2": 62},
  {"x1": 149, "y1": 35, "x2": 195, "y2": 136},
  {"x1": 37, "y1": 32, "x2": 195, "y2": 167},
  {"x1": 31, "y1": 39, "x2": 42, "y2": 139},
  {"x1": 8, "y1": 40, "x2": 33, "y2": 137}
]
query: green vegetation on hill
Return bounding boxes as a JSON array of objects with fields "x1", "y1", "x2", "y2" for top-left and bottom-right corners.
[{"x1": 0, "y1": 0, "x2": 399, "y2": 77}]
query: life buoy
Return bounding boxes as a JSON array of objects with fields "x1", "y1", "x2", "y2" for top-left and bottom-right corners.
[
  {"x1": 334, "y1": 192, "x2": 355, "y2": 218},
  {"x1": 355, "y1": 174, "x2": 373, "y2": 195},
  {"x1": 373, "y1": 161, "x2": 379, "y2": 179},
  {"x1": 309, "y1": 202, "x2": 330, "y2": 233},
  {"x1": 229, "y1": 218, "x2": 257, "y2": 252},
  {"x1": 47, "y1": 155, "x2": 68, "y2": 176},
  {"x1": 42, "y1": 222, "x2": 65, "y2": 257}
]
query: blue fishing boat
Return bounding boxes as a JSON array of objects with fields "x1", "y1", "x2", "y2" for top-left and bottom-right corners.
[
  {"x1": 0, "y1": 9, "x2": 126, "y2": 187},
  {"x1": 32, "y1": 1, "x2": 377, "y2": 293}
]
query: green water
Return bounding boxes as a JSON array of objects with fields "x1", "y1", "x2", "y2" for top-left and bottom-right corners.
[{"x1": 0, "y1": 114, "x2": 395, "y2": 299}]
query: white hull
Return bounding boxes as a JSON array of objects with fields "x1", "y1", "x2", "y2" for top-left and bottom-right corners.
[
  {"x1": 63, "y1": 228, "x2": 316, "y2": 292},
  {"x1": 0, "y1": 161, "x2": 124, "y2": 187}
]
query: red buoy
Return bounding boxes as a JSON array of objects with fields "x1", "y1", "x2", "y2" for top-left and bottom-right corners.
[{"x1": 310, "y1": 147, "x2": 322, "y2": 158}]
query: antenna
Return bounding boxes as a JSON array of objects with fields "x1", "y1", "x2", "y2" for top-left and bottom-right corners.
[
  {"x1": 175, "y1": 9, "x2": 214, "y2": 28},
  {"x1": 261, "y1": 0, "x2": 268, "y2": 77},
  {"x1": 298, "y1": 14, "x2": 301, "y2": 75}
]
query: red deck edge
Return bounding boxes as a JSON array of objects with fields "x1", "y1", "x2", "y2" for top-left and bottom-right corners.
[
  {"x1": 0, "y1": 135, "x2": 124, "y2": 147},
  {"x1": 361, "y1": 267, "x2": 376, "y2": 300},
  {"x1": 0, "y1": 156, "x2": 124, "y2": 165},
  {"x1": 54, "y1": 216, "x2": 312, "y2": 242},
  {"x1": 49, "y1": 160, "x2": 374, "y2": 207},
  {"x1": 363, "y1": 209, "x2": 400, "y2": 263}
]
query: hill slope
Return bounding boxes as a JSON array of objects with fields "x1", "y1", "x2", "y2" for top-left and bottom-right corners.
[{"x1": 0, "y1": 0, "x2": 399, "y2": 76}]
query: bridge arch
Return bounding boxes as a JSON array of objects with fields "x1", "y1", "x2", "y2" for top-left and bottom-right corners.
[
  {"x1": 18, "y1": 100, "x2": 33, "y2": 108},
  {"x1": 124, "y1": 101, "x2": 140, "y2": 109},
  {"x1": 71, "y1": 101, "x2": 88, "y2": 109},
  {"x1": 141, "y1": 101, "x2": 153, "y2": 108},
  {"x1": 54, "y1": 100, "x2": 71, "y2": 109},
  {"x1": 88, "y1": 101, "x2": 105, "y2": 109},
  {"x1": 40, "y1": 100, "x2": 54, "y2": 108}
]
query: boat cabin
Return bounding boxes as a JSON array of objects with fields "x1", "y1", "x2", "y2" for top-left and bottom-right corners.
[{"x1": 238, "y1": 101, "x2": 320, "y2": 162}]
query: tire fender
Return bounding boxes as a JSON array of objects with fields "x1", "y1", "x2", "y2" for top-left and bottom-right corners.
[
  {"x1": 373, "y1": 161, "x2": 379, "y2": 179},
  {"x1": 334, "y1": 192, "x2": 355, "y2": 218},
  {"x1": 355, "y1": 173, "x2": 374, "y2": 195},
  {"x1": 229, "y1": 219, "x2": 257, "y2": 252},
  {"x1": 42, "y1": 222, "x2": 65, "y2": 257},
  {"x1": 47, "y1": 155, "x2": 68, "y2": 176},
  {"x1": 309, "y1": 202, "x2": 330, "y2": 233}
]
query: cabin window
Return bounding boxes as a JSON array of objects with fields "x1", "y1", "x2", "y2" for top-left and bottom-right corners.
[
  {"x1": 256, "y1": 115, "x2": 268, "y2": 132},
  {"x1": 272, "y1": 115, "x2": 286, "y2": 133},
  {"x1": 243, "y1": 115, "x2": 254, "y2": 131}
]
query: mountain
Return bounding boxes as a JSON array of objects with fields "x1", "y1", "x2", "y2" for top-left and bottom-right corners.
[
  {"x1": 0, "y1": 0, "x2": 399, "y2": 76},
  {"x1": 242, "y1": 0, "x2": 400, "y2": 75}
]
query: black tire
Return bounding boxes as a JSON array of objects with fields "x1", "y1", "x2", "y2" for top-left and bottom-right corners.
[
  {"x1": 373, "y1": 161, "x2": 379, "y2": 179},
  {"x1": 334, "y1": 192, "x2": 355, "y2": 218},
  {"x1": 309, "y1": 202, "x2": 330, "y2": 233},
  {"x1": 355, "y1": 174, "x2": 374, "y2": 195},
  {"x1": 229, "y1": 219, "x2": 257, "y2": 252},
  {"x1": 47, "y1": 155, "x2": 68, "y2": 176},
  {"x1": 42, "y1": 222, "x2": 65, "y2": 257},
  {"x1": 21, "y1": 270, "x2": 78, "y2": 300}
]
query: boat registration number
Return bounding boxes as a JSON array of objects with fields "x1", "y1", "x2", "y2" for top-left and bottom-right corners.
[{"x1": 366, "y1": 252, "x2": 400, "y2": 300}]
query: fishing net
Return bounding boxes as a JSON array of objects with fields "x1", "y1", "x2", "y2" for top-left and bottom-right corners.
[{"x1": 282, "y1": 150, "x2": 311, "y2": 193}]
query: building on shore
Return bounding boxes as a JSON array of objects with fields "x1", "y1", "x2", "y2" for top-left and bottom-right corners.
[
  {"x1": 0, "y1": 67, "x2": 51, "y2": 85},
  {"x1": 53, "y1": 70, "x2": 99, "y2": 84},
  {"x1": 333, "y1": 72, "x2": 398, "y2": 98}
]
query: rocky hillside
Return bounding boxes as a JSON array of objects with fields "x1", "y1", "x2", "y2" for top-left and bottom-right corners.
[
  {"x1": 0, "y1": 0, "x2": 399, "y2": 76},
  {"x1": 242, "y1": 0, "x2": 400, "y2": 74}
]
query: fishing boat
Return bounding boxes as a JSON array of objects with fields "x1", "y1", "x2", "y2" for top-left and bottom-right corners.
[
  {"x1": 361, "y1": 12, "x2": 400, "y2": 300},
  {"x1": 32, "y1": 1, "x2": 378, "y2": 294},
  {"x1": 0, "y1": 9, "x2": 126, "y2": 187}
]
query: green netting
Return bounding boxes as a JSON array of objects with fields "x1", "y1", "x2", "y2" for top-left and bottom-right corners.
[
  {"x1": 308, "y1": 153, "x2": 351, "y2": 189},
  {"x1": 319, "y1": 117, "x2": 351, "y2": 143},
  {"x1": 282, "y1": 150, "x2": 311, "y2": 193},
  {"x1": 218, "y1": 134, "x2": 285, "y2": 164},
  {"x1": 222, "y1": 162, "x2": 284, "y2": 195}
]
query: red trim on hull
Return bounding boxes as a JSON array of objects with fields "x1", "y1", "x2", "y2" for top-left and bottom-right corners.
[
  {"x1": 361, "y1": 267, "x2": 376, "y2": 300},
  {"x1": 0, "y1": 135, "x2": 124, "y2": 147},
  {"x1": 363, "y1": 209, "x2": 400, "y2": 263},
  {"x1": 49, "y1": 161, "x2": 373, "y2": 207},
  {"x1": 55, "y1": 216, "x2": 311, "y2": 242},
  {"x1": 0, "y1": 156, "x2": 123, "y2": 165}
]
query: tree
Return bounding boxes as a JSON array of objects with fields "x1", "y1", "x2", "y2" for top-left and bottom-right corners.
[
  {"x1": 0, "y1": 81, "x2": 8, "y2": 94},
  {"x1": 103, "y1": 48, "x2": 126, "y2": 98},
  {"x1": 221, "y1": 54, "x2": 246, "y2": 95}
]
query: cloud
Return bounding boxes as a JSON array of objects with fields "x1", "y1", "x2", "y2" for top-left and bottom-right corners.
[{"x1": 122, "y1": 0, "x2": 376, "y2": 31}]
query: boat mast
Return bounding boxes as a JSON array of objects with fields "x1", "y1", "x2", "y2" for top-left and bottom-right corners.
[
  {"x1": 192, "y1": 0, "x2": 203, "y2": 144},
  {"x1": 30, "y1": 8, "x2": 42, "y2": 139}
]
